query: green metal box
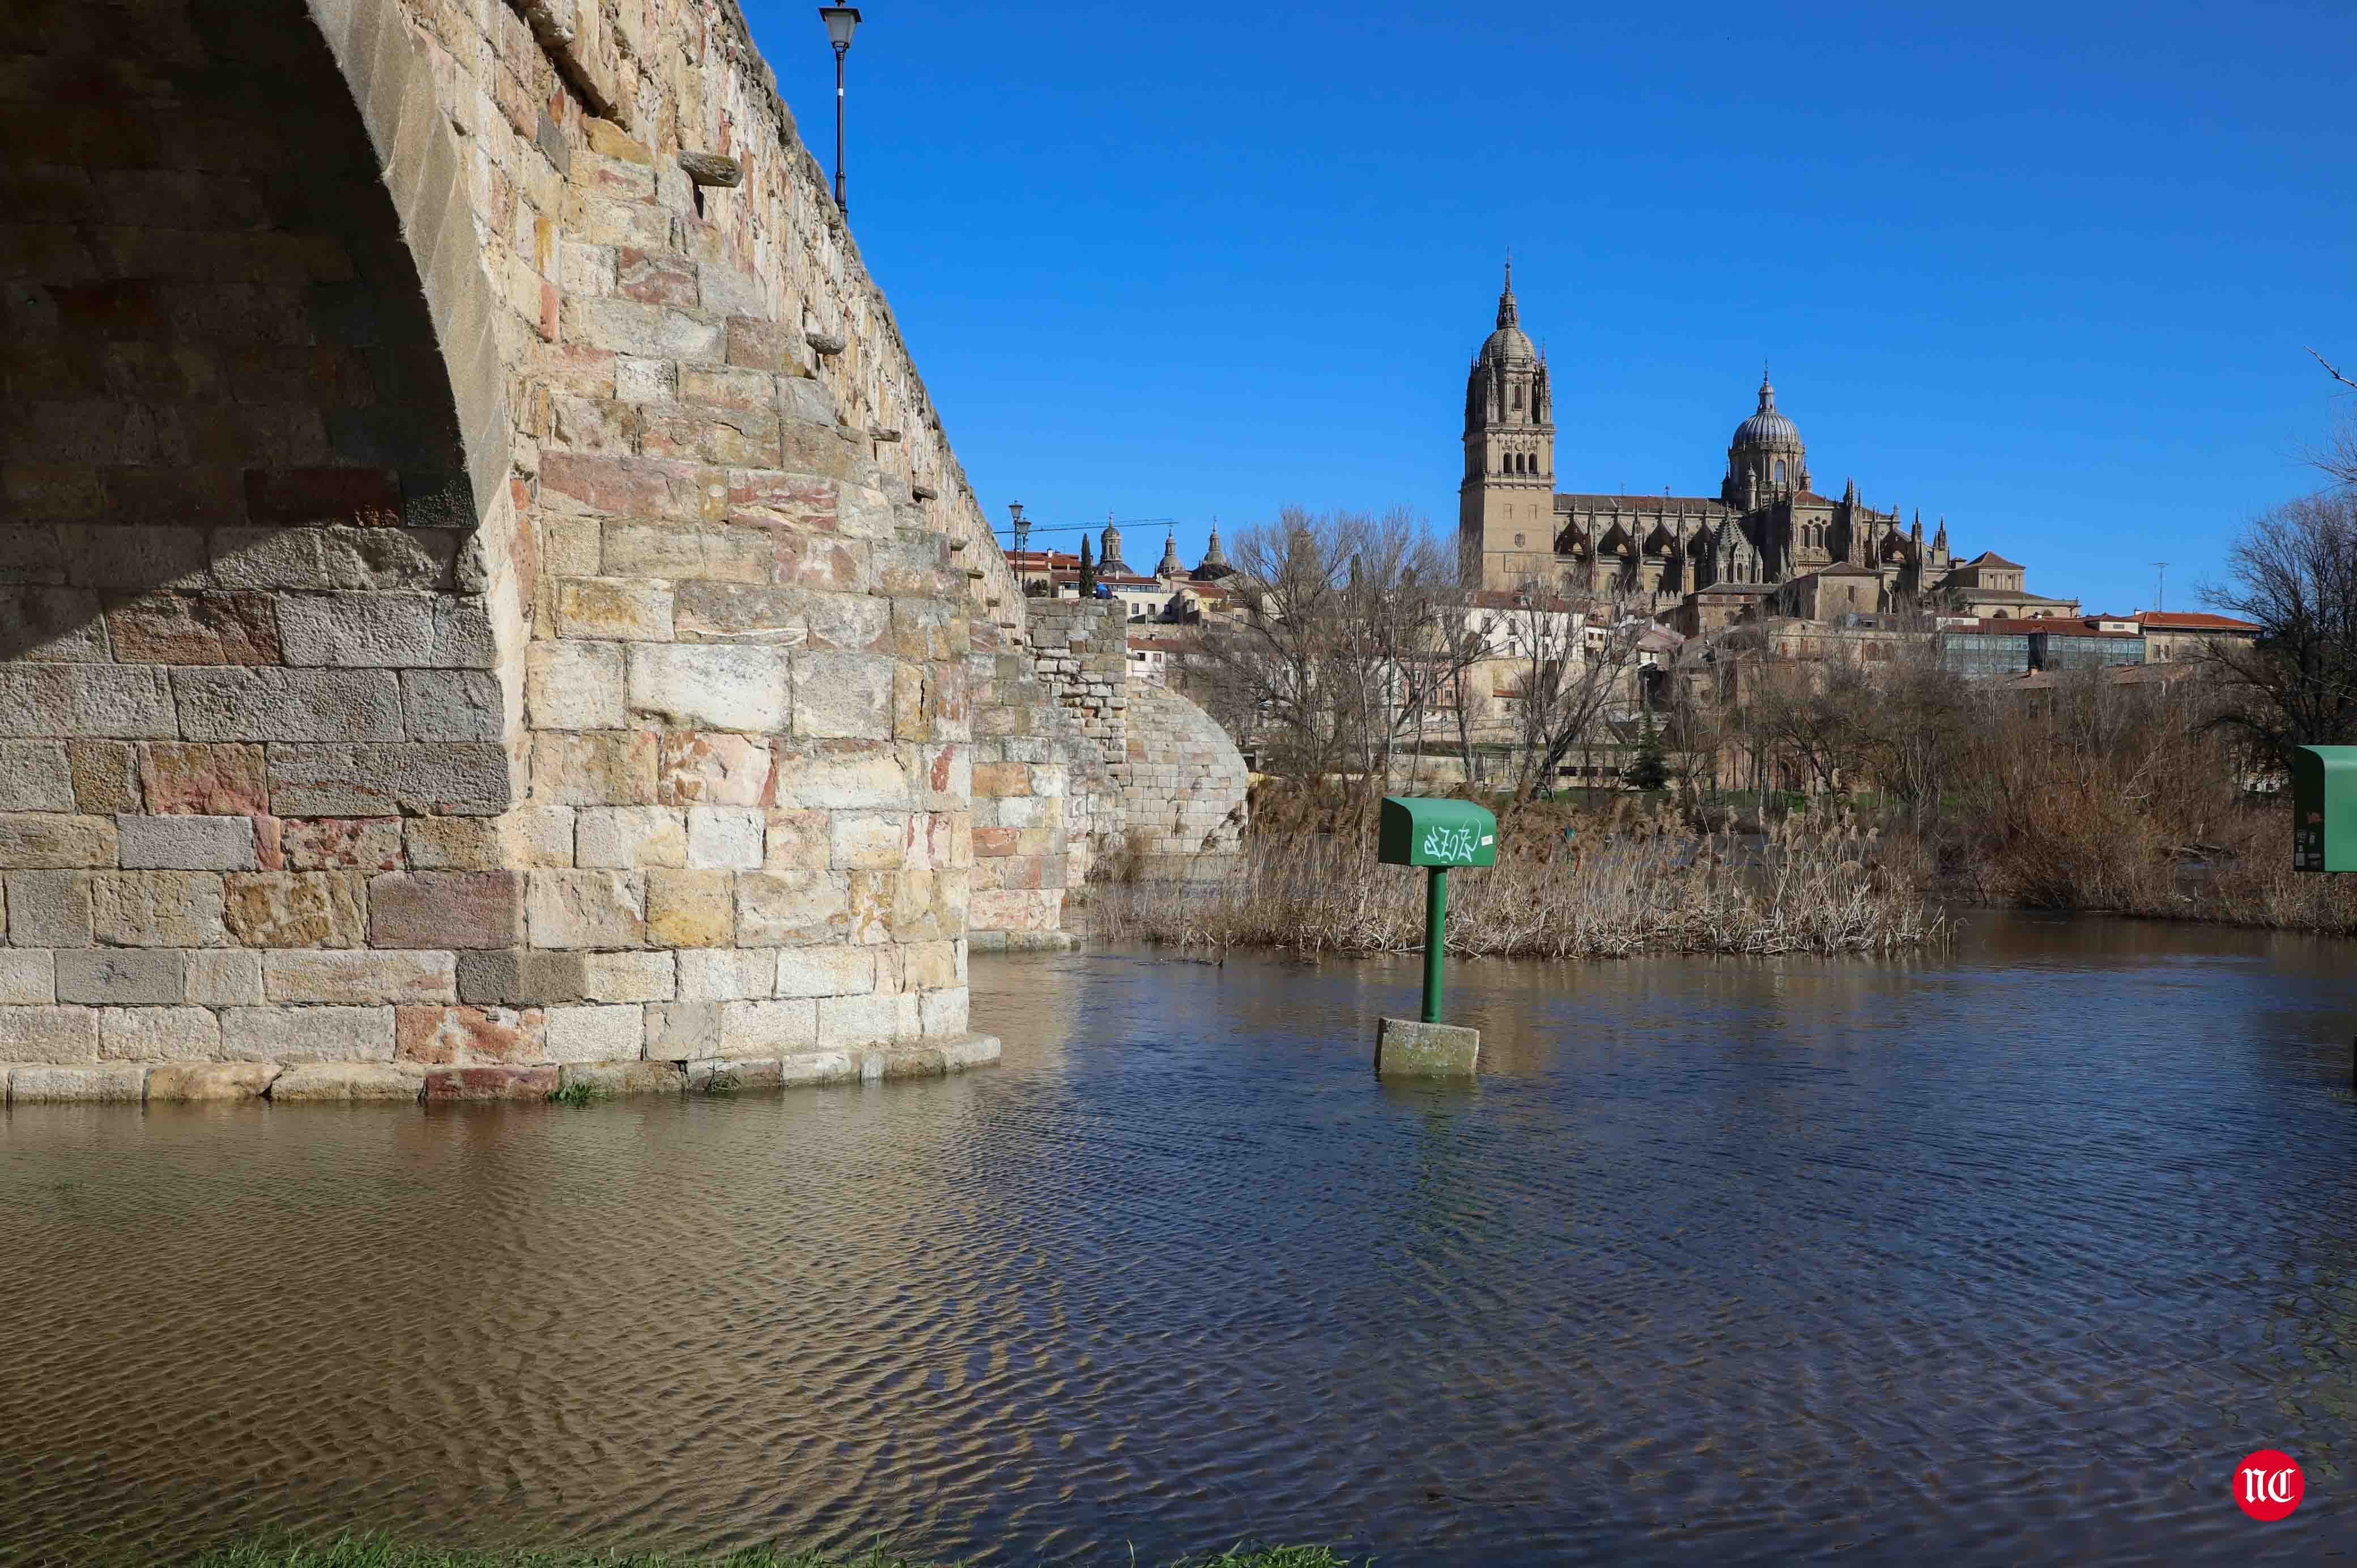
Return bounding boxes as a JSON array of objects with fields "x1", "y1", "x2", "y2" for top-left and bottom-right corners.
[
  {"x1": 1378, "y1": 797, "x2": 1498, "y2": 868},
  {"x1": 2292, "y1": 745, "x2": 2357, "y2": 872}
]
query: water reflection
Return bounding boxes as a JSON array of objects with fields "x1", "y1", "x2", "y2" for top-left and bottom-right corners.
[{"x1": 2, "y1": 912, "x2": 2352, "y2": 1565}]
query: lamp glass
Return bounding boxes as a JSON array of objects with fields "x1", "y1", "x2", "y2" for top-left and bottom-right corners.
[{"x1": 820, "y1": 6, "x2": 860, "y2": 48}]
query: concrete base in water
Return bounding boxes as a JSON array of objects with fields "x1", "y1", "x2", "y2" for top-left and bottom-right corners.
[
  {"x1": 1374, "y1": 1018, "x2": 1480, "y2": 1079},
  {"x1": 1, "y1": 1036, "x2": 1002, "y2": 1106}
]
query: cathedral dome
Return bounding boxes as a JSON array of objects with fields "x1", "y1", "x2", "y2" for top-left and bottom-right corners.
[
  {"x1": 1477, "y1": 261, "x2": 1538, "y2": 365},
  {"x1": 1732, "y1": 370, "x2": 1802, "y2": 449}
]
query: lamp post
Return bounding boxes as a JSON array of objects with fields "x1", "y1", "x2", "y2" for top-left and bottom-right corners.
[
  {"x1": 819, "y1": 7, "x2": 861, "y2": 217},
  {"x1": 1008, "y1": 501, "x2": 1029, "y2": 588}
]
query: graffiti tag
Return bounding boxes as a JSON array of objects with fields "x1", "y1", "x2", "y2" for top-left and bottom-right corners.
[{"x1": 1420, "y1": 825, "x2": 1480, "y2": 864}]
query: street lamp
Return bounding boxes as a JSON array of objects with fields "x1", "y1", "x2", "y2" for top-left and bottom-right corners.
[{"x1": 819, "y1": 7, "x2": 861, "y2": 218}]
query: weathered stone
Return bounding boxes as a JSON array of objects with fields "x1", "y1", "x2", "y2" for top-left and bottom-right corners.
[
  {"x1": 184, "y1": 948, "x2": 263, "y2": 1004},
  {"x1": 221, "y1": 1006, "x2": 394, "y2": 1064},
  {"x1": 423, "y1": 1064, "x2": 558, "y2": 1101},
  {"x1": 97, "y1": 1005, "x2": 219, "y2": 1060},
  {"x1": 0, "y1": 813, "x2": 117, "y2": 868},
  {"x1": 719, "y1": 996, "x2": 816, "y2": 1051},
  {"x1": 0, "y1": 742, "x2": 74, "y2": 810},
  {"x1": 6, "y1": 871, "x2": 95, "y2": 947},
  {"x1": 223, "y1": 871, "x2": 367, "y2": 948},
  {"x1": 776, "y1": 1050, "x2": 863, "y2": 1087},
  {"x1": 266, "y1": 742, "x2": 511, "y2": 816},
  {"x1": 529, "y1": 731, "x2": 658, "y2": 806},
  {"x1": 282, "y1": 817, "x2": 404, "y2": 872},
  {"x1": 395, "y1": 1004, "x2": 548, "y2": 1066},
  {"x1": 764, "y1": 742, "x2": 908, "y2": 810},
  {"x1": 559, "y1": 576, "x2": 673, "y2": 640},
  {"x1": 626, "y1": 644, "x2": 789, "y2": 732},
  {"x1": 525, "y1": 639, "x2": 626, "y2": 730},
  {"x1": 920, "y1": 988, "x2": 972, "y2": 1038},
  {"x1": 275, "y1": 592, "x2": 495, "y2": 670},
  {"x1": 576, "y1": 806, "x2": 687, "y2": 869},
  {"x1": 677, "y1": 947, "x2": 775, "y2": 1002},
  {"x1": 56, "y1": 947, "x2": 184, "y2": 1004},
  {"x1": 735, "y1": 870, "x2": 847, "y2": 946},
  {"x1": 368, "y1": 871, "x2": 523, "y2": 949},
  {"x1": 818, "y1": 991, "x2": 901, "y2": 1047},
  {"x1": 556, "y1": 1058, "x2": 681, "y2": 1096},
  {"x1": 8, "y1": 1063, "x2": 144, "y2": 1103},
  {"x1": 116, "y1": 813, "x2": 257, "y2": 871},
  {"x1": 4, "y1": 586, "x2": 110, "y2": 661},
  {"x1": 0, "y1": 1004, "x2": 100, "y2": 1063},
  {"x1": 263, "y1": 949, "x2": 455, "y2": 1005},
  {"x1": 546, "y1": 1003, "x2": 644, "y2": 1063},
  {"x1": 829, "y1": 812, "x2": 909, "y2": 871},
  {"x1": 526, "y1": 870, "x2": 645, "y2": 948},
  {"x1": 687, "y1": 1056, "x2": 785, "y2": 1093},
  {"x1": 146, "y1": 1063, "x2": 278, "y2": 1101},
  {"x1": 686, "y1": 806, "x2": 763, "y2": 870},
  {"x1": 671, "y1": 581, "x2": 807, "y2": 644},
  {"x1": 772, "y1": 945, "x2": 877, "y2": 999},
  {"x1": 400, "y1": 669, "x2": 505, "y2": 740},
  {"x1": 572, "y1": 950, "x2": 676, "y2": 1003},
  {"x1": 761, "y1": 808, "x2": 829, "y2": 871},
  {"x1": 103, "y1": 592, "x2": 281, "y2": 664},
  {"x1": 656, "y1": 731, "x2": 773, "y2": 806},
  {"x1": 644, "y1": 1001, "x2": 720, "y2": 1060},
  {"x1": 171, "y1": 667, "x2": 404, "y2": 742},
  {"x1": 678, "y1": 150, "x2": 743, "y2": 188},
  {"x1": 266, "y1": 1062, "x2": 420, "y2": 1102},
  {"x1": 401, "y1": 816, "x2": 509, "y2": 871},
  {"x1": 139, "y1": 742, "x2": 269, "y2": 815},
  {"x1": 68, "y1": 740, "x2": 141, "y2": 813},
  {"x1": 0, "y1": 949, "x2": 56, "y2": 1004}
]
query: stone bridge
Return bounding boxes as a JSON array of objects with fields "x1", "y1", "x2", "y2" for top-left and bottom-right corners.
[{"x1": 0, "y1": 0, "x2": 1245, "y2": 1104}]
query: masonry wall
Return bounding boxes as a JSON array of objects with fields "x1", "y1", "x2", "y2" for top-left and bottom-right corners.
[
  {"x1": 1119, "y1": 680, "x2": 1248, "y2": 872},
  {"x1": 0, "y1": 0, "x2": 1020, "y2": 1105}
]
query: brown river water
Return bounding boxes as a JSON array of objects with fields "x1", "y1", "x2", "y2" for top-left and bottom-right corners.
[{"x1": 3, "y1": 911, "x2": 2355, "y2": 1565}]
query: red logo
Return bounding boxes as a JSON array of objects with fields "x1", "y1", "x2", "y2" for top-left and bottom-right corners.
[{"x1": 2234, "y1": 1450, "x2": 2304, "y2": 1521}]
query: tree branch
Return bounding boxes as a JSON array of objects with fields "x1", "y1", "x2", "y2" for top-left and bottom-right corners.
[{"x1": 2308, "y1": 346, "x2": 2357, "y2": 393}]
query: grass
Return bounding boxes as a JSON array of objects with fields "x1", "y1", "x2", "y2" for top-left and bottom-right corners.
[
  {"x1": 543, "y1": 1080, "x2": 608, "y2": 1107},
  {"x1": 176, "y1": 1537, "x2": 1355, "y2": 1568}
]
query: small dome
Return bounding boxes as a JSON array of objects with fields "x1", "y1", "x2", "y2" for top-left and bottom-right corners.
[
  {"x1": 1732, "y1": 370, "x2": 1803, "y2": 450},
  {"x1": 1480, "y1": 324, "x2": 1538, "y2": 365}
]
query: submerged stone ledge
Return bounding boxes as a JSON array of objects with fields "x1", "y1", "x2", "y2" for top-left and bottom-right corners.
[{"x1": 0, "y1": 1034, "x2": 1000, "y2": 1106}]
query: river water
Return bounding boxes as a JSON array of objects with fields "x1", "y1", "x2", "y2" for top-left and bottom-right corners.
[{"x1": 3, "y1": 913, "x2": 2354, "y2": 1565}]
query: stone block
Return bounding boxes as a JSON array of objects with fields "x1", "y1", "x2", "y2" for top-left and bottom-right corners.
[
  {"x1": 546, "y1": 1003, "x2": 643, "y2": 1063},
  {"x1": 0, "y1": 743, "x2": 74, "y2": 811},
  {"x1": 185, "y1": 948, "x2": 263, "y2": 1004},
  {"x1": 264, "y1": 949, "x2": 455, "y2": 1004},
  {"x1": 772, "y1": 945, "x2": 877, "y2": 1000},
  {"x1": 103, "y1": 591, "x2": 281, "y2": 664},
  {"x1": 243, "y1": 467, "x2": 401, "y2": 527},
  {"x1": 56, "y1": 948, "x2": 185, "y2": 1004},
  {"x1": 267, "y1": 743, "x2": 511, "y2": 817},
  {"x1": 626, "y1": 644, "x2": 789, "y2": 733},
  {"x1": 0, "y1": 813, "x2": 117, "y2": 869},
  {"x1": 678, "y1": 948, "x2": 775, "y2": 1002},
  {"x1": 401, "y1": 670, "x2": 505, "y2": 740},
  {"x1": 266, "y1": 1062, "x2": 420, "y2": 1102},
  {"x1": 69, "y1": 741, "x2": 141, "y2": 813},
  {"x1": 644, "y1": 1001, "x2": 720, "y2": 1060},
  {"x1": 573, "y1": 950, "x2": 676, "y2": 1003},
  {"x1": 761, "y1": 808, "x2": 829, "y2": 871},
  {"x1": 212, "y1": 525, "x2": 458, "y2": 593},
  {"x1": 527, "y1": 731, "x2": 658, "y2": 806},
  {"x1": 525, "y1": 639, "x2": 625, "y2": 729},
  {"x1": 224, "y1": 871, "x2": 367, "y2": 948},
  {"x1": 920, "y1": 988, "x2": 972, "y2": 1039},
  {"x1": 7, "y1": 871, "x2": 94, "y2": 947},
  {"x1": 719, "y1": 997, "x2": 816, "y2": 1052},
  {"x1": 791, "y1": 649, "x2": 895, "y2": 740},
  {"x1": 576, "y1": 806, "x2": 687, "y2": 869},
  {"x1": 139, "y1": 743, "x2": 270, "y2": 816},
  {"x1": 656, "y1": 732, "x2": 772, "y2": 806},
  {"x1": 8, "y1": 1063, "x2": 145, "y2": 1104},
  {"x1": 901, "y1": 940, "x2": 960, "y2": 992},
  {"x1": 422, "y1": 1064, "x2": 558, "y2": 1101},
  {"x1": 687, "y1": 1056, "x2": 785, "y2": 1094},
  {"x1": 395, "y1": 1004, "x2": 548, "y2": 1066},
  {"x1": 146, "y1": 1063, "x2": 279, "y2": 1102},
  {"x1": 802, "y1": 593, "x2": 892, "y2": 653},
  {"x1": 1, "y1": 586, "x2": 105, "y2": 662},
  {"x1": 1374, "y1": 1017, "x2": 1481, "y2": 1079},
  {"x1": 369, "y1": 871, "x2": 522, "y2": 949},
  {"x1": 526, "y1": 869, "x2": 645, "y2": 948},
  {"x1": 776, "y1": 1050, "x2": 862, "y2": 1088},
  {"x1": 735, "y1": 870, "x2": 848, "y2": 946},
  {"x1": 645, "y1": 867, "x2": 734, "y2": 947},
  {"x1": 0, "y1": 1005, "x2": 100, "y2": 1063},
  {"x1": 282, "y1": 817, "x2": 404, "y2": 872},
  {"x1": 276, "y1": 592, "x2": 494, "y2": 670},
  {"x1": 556, "y1": 1059, "x2": 681, "y2": 1096},
  {"x1": 221, "y1": 1006, "x2": 394, "y2": 1064},
  {"x1": 171, "y1": 667, "x2": 404, "y2": 742},
  {"x1": 97, "y1": 1005, "x2": 219, "y2": 1060},
  {"x1": 57, "y1": 525, "x2": 210, "y2": 590},
  {"x1": 559, "y1": 577, "x2": 673, "y2": 640},
  {"x1": 560, "y1": 297, "x2": 724, "y2": 361},
  {"x1": 818, "y1": 991, "x2": 900, "y2": 1048},
  {"x1": 116, "y1": 813, "x2": 257, "y2": 871},
  {"x1": 829, "y1": 812, "x2": 908, "y2": 871},
  {"x1": 686, "y1": 806, "x2": 763, "y2": 869},
  {"x1": 764, "y1": 742, "x2": 908, "y2": 811},
  {"x1": 672, "y1": 581, "x2": 809, "y2": 644},
  {"x1": 0, "y1": 949, "x2": 54, "y2": 1004}
]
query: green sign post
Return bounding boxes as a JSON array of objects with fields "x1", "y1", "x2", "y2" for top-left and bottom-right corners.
[
  {"x1": 1373, "y1": 797, "x2": 1497, "y2": 1076},
  {"x1": 2291, "y1": 747, "x2": 2357, "y2": 1092}
]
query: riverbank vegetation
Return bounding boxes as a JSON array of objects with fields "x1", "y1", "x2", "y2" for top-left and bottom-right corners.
[
  {"x1": 181, "y1": 1537, "x2": 1352, "y2": 1568},
  {"x1": 1093, "y1": 786, "x2": 1944, "y2": 958}
]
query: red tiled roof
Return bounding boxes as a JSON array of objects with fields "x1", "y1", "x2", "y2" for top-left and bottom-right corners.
[{"x1": 2134, "y1": 611, "x2": 2260, "y2": 632}]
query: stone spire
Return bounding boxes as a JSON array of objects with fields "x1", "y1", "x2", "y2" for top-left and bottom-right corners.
[
  {"x1": 1843, "y1": 476, "x2": 1857, "y2": 505},
  {"x1": 1156, "y1": 529, "x2": 1184, "y2": 579},
  {"x1": 1910, "y1": 508, "x2": 1925, "y2": 554},
  {"x1": 1098, "y1": 514, "x2": 1134, "y2": 576},
  {"x1": 1497, "y1": 257, "x2": 1517, "y2": 329},
  {"x1": 1933, "y1": 515, "x2": 1950, "y2": 553},
  {"x1": 1192, "y1": 520, "x2": 1234, "y2": 582}
]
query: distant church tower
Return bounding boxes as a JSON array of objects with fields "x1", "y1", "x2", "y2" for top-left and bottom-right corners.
[{"x1": 1458, "y1": 262, "x2": 1555, "y2": 589}]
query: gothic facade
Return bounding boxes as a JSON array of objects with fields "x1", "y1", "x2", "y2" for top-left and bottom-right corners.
[{"x1": 1456, "y1": 269, "x2": 2064, "y2": 620}]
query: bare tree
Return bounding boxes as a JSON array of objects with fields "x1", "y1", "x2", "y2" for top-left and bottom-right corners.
[
  {"x1": 1484, "y1": 581, "x2": 1639, "y2": 795},
  {"x1": 2200, "y1": 490, "x2": 2357, "y2": 766}
]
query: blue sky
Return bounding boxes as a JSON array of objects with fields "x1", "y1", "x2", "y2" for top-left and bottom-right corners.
[{"x1": 747, "y1": 1, "x2": 2357, "y2": 614}]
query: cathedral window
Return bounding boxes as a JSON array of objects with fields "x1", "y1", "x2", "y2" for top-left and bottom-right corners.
[{"x1": 1774, "y1": 459, "x2": 1788, "y2": 485}]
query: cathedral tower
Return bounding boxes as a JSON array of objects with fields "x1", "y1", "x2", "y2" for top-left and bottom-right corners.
[
  {"x1": 1721, "y1": 369, "x2": 1808, "y2": 508},
  {"x1": 1458, "y1": 262, "x2": 1555, "y2": 588}
]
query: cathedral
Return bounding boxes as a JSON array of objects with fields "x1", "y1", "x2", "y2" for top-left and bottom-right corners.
[{"x1": 1456, "y1": 267, "x2": 2068, "y2": 621}]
